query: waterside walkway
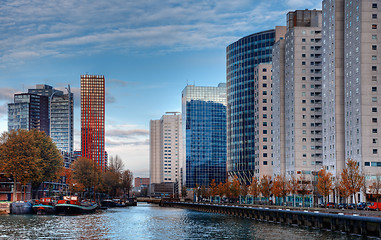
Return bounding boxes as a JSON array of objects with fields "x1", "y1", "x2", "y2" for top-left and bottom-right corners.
[{"x1": 161, "y1": 201, "x2": 381, "y2": 237}]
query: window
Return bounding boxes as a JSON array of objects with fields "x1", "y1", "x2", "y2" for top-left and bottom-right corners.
[
  {"x1": 302, "y1": 61, "x2": 306, "y2": 65},
  {"x1": 302, "y1": 100, "x2": 306, "y2": 104},
  {"x1": 263, "y1": 122, "x2": 267, "y2": 126},
  {"x1": 263, "y1": 130, "x2": 267, "y2": 134},
  {"x1": 373, "y1": 76, "x2": 378, "y2": 81},
  {"x1": 373, "y1": 128, "x2": 378, "y2": 133},
  {"x1": 302, "y1": 77, "x2": 306, "y2": 80},
  {"x1": 263, "y1": 83, "x2": 267, "y2": 88},
  {"x1": 373, "y1": 118, "x2": 378, "y2": 123},
  {"x1": 263, "y1": 68, "x2": 267, "y2": 72},
  {"x1": 263, "y1": 161, "x2": 268, "y2": 165},
  {"x1": 302, "y1": 38, "x2": 306, "y2": 42},
  {"x1": 263, "y1": 106, "x2": 267, "y2": 111},
  {"x1": 373, "y1": 138, "x2": 378, "y2": 144},
  {"x1": 372, "y1": 107, "x2": 378, "y2": 112},
  {"x1": 373, "y1": 66, "x2": 378, "y2": 71},
  {"x1": 302, "y1": 46, "x2": 306, "y2": 50},
  {"x1": 302, "y1": 54, "x2": 306, "y2": 58},
  {"x1": 263, "y1": 76, "x2": 267, "y2": 80},
  {"x1": 373, "y1": 35, "x2": 378, "y2": 40},
  {"x1": 372, "y1": 55, "x2": 377, "y2": 60},
  {"x1": 372, "y1": 45, "x2": 377, "y2": 50},
  {"x1": 372, "y1": 86, "x2": 377, "y2": 92},
  {"x1": 263, "y1": 91, "x2": 267, "y2": 95},
  {"x1": 263, "y1": 99, "x2": 267, "y2": 103},
  {"x1": 263, "y1": 138, "x2": 268, "y2": 142},
  {"x1": 373, "y1": 149, "x2": 378, "y2": 154},
  {"x1": 372, "y1": 24, "x2": 377, "y2": 29},
  {"x1": 263, "y1": 145, "x2": 268, "y2": 149},
  {"x1": 372, "y1": 97, "x2": 377, "y2": 102},
  {"x1": 373, "y1": 14, "x2": 378, "y2": 19},
  {"x1": 365, "y1": 162, "x2": 370, "y2": 166},
  {"x1": 373, "y1": 3, "x2": 378, "y2": 8}
]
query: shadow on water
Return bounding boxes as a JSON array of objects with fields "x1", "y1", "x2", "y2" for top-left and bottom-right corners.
[{"x1": 0, "y1": 203, "x2": 370, "y2": 239}]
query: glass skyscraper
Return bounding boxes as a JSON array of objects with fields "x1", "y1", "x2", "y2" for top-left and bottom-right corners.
[
  {"x1": 182, "y1": 83, "x2": 227, "y2": 188},
  {"x1": 226, "y1": 27, "x2": 286, "y2": 183}
]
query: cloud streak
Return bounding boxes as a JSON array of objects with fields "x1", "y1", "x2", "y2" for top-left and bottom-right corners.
[{"x1": 0, "y1": 0, "x2": 305, "y2": 65}]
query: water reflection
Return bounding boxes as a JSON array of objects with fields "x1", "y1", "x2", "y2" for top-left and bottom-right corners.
[{"x1": 0, "y1": 203, "x2": 366, "y2": 239}]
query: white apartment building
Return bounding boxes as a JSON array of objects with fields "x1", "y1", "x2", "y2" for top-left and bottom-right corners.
[{"x1": 149, "y1": 112, "x2": 183, "y2": 185}]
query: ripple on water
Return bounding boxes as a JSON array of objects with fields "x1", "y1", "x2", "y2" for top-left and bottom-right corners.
[{"x1": 0, "y1": 203, "x2": 365, "y2": 240}]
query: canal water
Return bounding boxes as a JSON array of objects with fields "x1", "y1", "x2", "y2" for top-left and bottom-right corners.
[{"x1": 0, "y1": 203, "x2": 366, "y2": 239}]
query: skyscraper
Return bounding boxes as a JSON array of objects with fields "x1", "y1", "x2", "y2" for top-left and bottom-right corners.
[
  {"x1": 283, "y1": 10, "x2": 323, "y2": 177},
  {"x1": 182, "y1": 83, "x2": 227, "y2": 188},
  {"x1": 8, "y1": 93, "x2": 49, "y2": 134},
  {"x1": 28, "y1": 84, "x2": 74, "y2": 153},
  {"x1": 150, "y1": 112, "x2": 183, "y2": 185},
  {"x1": 81, "y1": 75, "x2": 106, "y2": 171},
  {"x1": 226, "y1": 27, "x2": 286, "y2": 183}
]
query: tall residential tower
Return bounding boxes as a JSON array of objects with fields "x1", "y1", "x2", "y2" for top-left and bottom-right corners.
[{"x1": 81, "y1": 75, "x2": 106, "y2": 170}]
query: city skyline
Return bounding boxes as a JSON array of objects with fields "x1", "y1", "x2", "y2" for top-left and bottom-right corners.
[{"x1": 0, "y1": 0, "x2": 322, "y2": 177}]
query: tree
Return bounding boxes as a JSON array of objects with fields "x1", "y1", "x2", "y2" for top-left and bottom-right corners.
[
  {"x1": 370, "y1": 175, "x2": 381, "y2": 209},
  {"x1": 217, "y1": 182, "x2": 224, "y2": 197},
  {"x1": 341, "y1": 159, "x2": 364, "y2": 207},
  {"x1": 72, "y1": 157, "x2": 101, "y2": 199},
  {"x1": 249, "y1": 177, "x2": 259, "y2": 204},
  {"x1": 272, "y1": 175, "x2": 288, "y2": 205},
  {"x1": 181, "y1": 186, "x2": 188, "y2": 198},
  {"x1": 288, "y1": 175, "x2": 299, "y2": 207},
  {"x1": 317, "y1": 168, "x2": 333, "y2": 207},
  {"x1": 0, "y1": 129, "x2": 63, "y2": 201},
  {"x1": 223, "y1": 179, "x2": 232, "y2": 199},
  {"x1": 102, "y1": 155, "x2": 125, "y2": 198},
  {"x1": 121, "y1": 170, "x2": 133, "y2": 199},
  {"x1": 230, "y1": 177, "x2": 241, "y2": 200},
  {"x1": 209, "y1": 179, "x2": 218, "y2": 197},
  {"x1": 298, "y1": 175, "x2": 312, "y2": 207},
  {"x1": 260, "y1": 175, "x2": 272, "y2": 204}
]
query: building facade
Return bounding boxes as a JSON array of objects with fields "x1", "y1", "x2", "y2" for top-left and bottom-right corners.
[
  {"x1": 226, "y1": 26, "x2": 286, "y2": 183},
  {"x1": 8, "y1": 93, "x2": 49, "y2": 134},
  {"x1": 322, "y1": 0, "x2": 346, "y2": 178},
  {"x1": 150, "y1": 112, "x2": 183, "y2": 185},
  {"x1": 283, "y1": 10, "x2": 323, "y2": 177},
  {"x1": 28, "y1": 84, "x2": 74, "y2": 153},
  {"x1": 182, "y1": 84, "x2": 227, "y2": 188},
  {"x1": 81, "y1": 75, "x2": 106, "y2": 171}
]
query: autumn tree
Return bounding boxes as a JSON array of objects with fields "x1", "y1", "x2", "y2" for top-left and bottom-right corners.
[
  {"x1": 317, "y1": 169, "x2": 333, "y2": 207},
  {"x1": 341, "y1": 159, "x2": 364, "y2": 206},
  {"x1": 288, "y1": 175, "x2": 299, "y2": 207},
  {"x1": 272, "y1": 175, "x2": 288, "y2": 205},
  {"x1": 370, "y1": 175, "x2": 381, "y2": 207},
  {"x1": 249, "y1": 177, "x2": 259, "y2": 204},
  {"x1": 260, "y1": 175, "x2": 272, "y2": 204},
  {"x1": 0, "y1": 129, "x2": 63, "y2": 201},
  {"x1": 223, "y1": 179, "x2": 232, "y2": 199},
  {"x1": 230, "y1": 177, "x2": 241, "y2": 200},
  {"x1": 181, "y1": 186, "x2": 188, "y2": 198},
  {"x1": 217, "y1": 182, "x2": 224, "y2": 197},
  {"x1": 209, "y1": 179, "x2": 218, "y2": 197},
  {"x1": 121, "y1": 170, "x2": 133, "y2": 199},
  {"x1": 72, "y1": 157, "x2": 101, "y2": 199}
]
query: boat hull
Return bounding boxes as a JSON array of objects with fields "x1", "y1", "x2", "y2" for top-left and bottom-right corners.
[
  {"x1": 55, "y1": 203, "x2": 98, "y2": 215},
  {"x1": 32, "y1": 204, "x2": 55, "y2": 215}
]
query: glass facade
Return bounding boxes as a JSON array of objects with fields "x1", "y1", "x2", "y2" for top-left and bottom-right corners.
[
  {"x1": 182, "y1": 84, "x2": 227, "y2": 188},
  {"x1": 226, "y1": 29, "x2": 276, "y2": 184},
  {"x1": 81, "y1": 75, "x2": 106, "y2": 171}
]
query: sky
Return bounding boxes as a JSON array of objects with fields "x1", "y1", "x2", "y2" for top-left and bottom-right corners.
[{"x1": 0, "y1": 0, "x2": 322, "y2": 178}]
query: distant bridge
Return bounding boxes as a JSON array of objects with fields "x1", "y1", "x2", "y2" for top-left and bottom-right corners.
[{"x1": 136, "y1": 197, "x2": 161, "y2": 204}]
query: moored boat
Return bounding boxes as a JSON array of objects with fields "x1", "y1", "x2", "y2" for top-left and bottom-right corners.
[
  {"x1": 32, "y1": 198, "x2": 55, "y2": 215},
  {"x1": 55, "y1": 196, "x2": 97, "y2": 215}
]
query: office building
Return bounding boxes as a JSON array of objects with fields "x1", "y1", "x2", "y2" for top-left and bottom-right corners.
[
  {"x1": 8, "y1": 93, "x2": 49, "y2": 134},
  {"x1": 150, "y1": 112, "x2": 183, "y2": 185},
  {"x1": 28, "y1": 84, "x2": 74, "y2": 153},
  {"x1": 81, "y1": 75, "x2": 106, "y2": 171},
  {"x1": 182, "y1": 83, "x2": 227, "y2": 188},
  {"x1": 226, "y1": 26, "x2": 286, "y2": 183}
]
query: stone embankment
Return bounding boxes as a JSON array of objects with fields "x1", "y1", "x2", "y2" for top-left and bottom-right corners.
[{"x1": 161, "y1": 202, "x2": 381, "y2": 237}]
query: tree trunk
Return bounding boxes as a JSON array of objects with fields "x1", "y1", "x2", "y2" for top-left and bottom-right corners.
[{"x1": 13, "y1": 177, "x2": 17, "y2": 202}]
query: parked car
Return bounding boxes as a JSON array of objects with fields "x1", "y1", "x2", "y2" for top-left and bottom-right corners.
[
  {"x1": 368, "y1": 202, "x2": 381, "y2": 211},
  {"x1": 338, "y1": 203, "x2": 348, "y2": 209},
  {"x1": 357, "y1": 202, "x2": 371, "y2": 210},
  {"x1": 326, "y1": 202, "x2": 336, "y2": 208},
  {"x1": 347, "y1": 203, "x2": 357, "y2": 209}
]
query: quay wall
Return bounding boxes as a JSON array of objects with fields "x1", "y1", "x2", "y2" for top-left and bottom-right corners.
[{"x1": 161, "y1": 202, "x2": 381, "y2": 237}]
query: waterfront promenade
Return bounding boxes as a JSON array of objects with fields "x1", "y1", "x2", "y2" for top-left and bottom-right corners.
[{"x1": 161, "y1": 201, "x2": 381, "y2": 237}]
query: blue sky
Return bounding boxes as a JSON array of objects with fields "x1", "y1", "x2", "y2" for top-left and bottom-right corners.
[{"x1": 0, "y1": 0, "x2": 321, "y2": 177}]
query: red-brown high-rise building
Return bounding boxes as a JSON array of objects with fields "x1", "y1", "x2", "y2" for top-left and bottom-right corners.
[{"x1": 81, "y1": 75, "x2": 106, "y2": 171}]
